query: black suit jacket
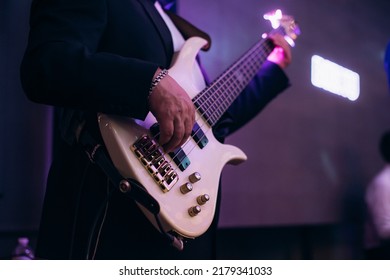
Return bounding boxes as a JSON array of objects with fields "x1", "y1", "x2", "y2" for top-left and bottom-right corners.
[
  {"x1": 21, "y1": 0, "x2": 173, "y2": 118},
  {"x1": 20, "y1": 0, "x2": 290, "y2": 259},
  {"x1": 21, "y1": 0, "x2": 289, "y2": 142}
]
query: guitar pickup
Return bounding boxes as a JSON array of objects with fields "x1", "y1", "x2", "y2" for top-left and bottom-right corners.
[
  {"x1": 191, "y1": 122, "x2": 208, "y2": 149},
  {"x1": 150, "y1": 123, "x2": 191, "y2": 171},
  {"x1": 169, "y1": 148, "x2": 190, "y2": 171}
]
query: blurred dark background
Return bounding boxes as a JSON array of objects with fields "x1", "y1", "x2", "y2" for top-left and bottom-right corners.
[{"x1": 1, "y1": 0, "x2": 389, "y2": 259}]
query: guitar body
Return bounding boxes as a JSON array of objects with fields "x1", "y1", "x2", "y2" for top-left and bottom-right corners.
[{"x1": 98, "y1": 37, "x2": 247, "y2": 239}]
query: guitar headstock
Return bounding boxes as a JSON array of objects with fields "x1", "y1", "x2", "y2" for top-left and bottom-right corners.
[{"x1": 263, "y1": 9, "x2": 300, "y2": 47}]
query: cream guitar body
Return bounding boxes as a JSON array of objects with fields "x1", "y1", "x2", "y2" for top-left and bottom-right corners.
[
  {"x1": 98, "y1": 37, "x2": 246, "y2": 239},
  {"x1": 98, "y1": 10, "x2": 299, "y2": 242}
]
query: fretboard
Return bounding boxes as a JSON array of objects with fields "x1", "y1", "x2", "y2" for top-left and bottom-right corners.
[{"x1": 193, "y1": 37, "x2": 275, "y2": 126}]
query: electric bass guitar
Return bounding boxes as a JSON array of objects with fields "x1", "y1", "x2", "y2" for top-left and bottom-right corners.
[{"x1": 98, "y1": 10, "x2": 300, "y2": 243}]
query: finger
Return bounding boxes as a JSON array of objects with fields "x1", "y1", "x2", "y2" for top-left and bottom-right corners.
[
  {"x1": 284, "y1": 45, "x2": 292, "y2": 63},
  {"x1": 269, "y1": 34, "x2": 289, "y2": 50},
  {"x1": 158, "y1": 117, "x2": 174, "y2": 148},
  {"x1": 178, "y1": 116, "x2": 193, "y2": 148},
  {"x1": 184, "y1": 104, "x2": 196, "y2": 144},
  {"x1": 164, "y1": 117, "x2": 185, "y2": 153}
]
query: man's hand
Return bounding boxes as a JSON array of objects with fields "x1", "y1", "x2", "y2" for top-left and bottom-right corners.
[
  {"x1": 148, "y1": 69, "x2": 195, "y2": 153},
  {"x1": 267, "y1": 33, "x2": 292, "y2": 69}
]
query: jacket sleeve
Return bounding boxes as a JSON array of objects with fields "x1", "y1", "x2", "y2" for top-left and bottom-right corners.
[
  {"x1": 213, "y1": 60, "x2": 290, "y2": 141},
  {"x1": 20, "y1": 0, "x2": 158, "y2": 120}
]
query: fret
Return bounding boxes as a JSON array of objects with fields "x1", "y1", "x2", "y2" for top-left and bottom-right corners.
[{"x1": 193, "y1": 37, "x2": 275, "y2": 126}]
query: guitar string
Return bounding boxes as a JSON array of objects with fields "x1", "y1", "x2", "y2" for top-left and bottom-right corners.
[
  {"x1": 190, "y1": 38, "x2": 274, "y2": 129},
  {"x1": 173, "y1": 41, "x2": 274, "y2": 162},
  {"x1": 151, "y1": 39, "x2": 273, "y2": 177},
  {"x1": 176, "y1": 41, "x2": 272, "y2": 166},
  {"x1": 194, "y1": 42, "x2": 272, "y2": 124},
  {"x1": 144, "y1": 38, "x2": 274, "y2": 178},
  {"x1": 186, "y1": 38, "x2": 273, "y2": 139}
]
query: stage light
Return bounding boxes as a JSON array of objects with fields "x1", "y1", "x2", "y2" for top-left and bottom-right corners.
[
  {"x1": 311, "y1": 55, "x2": 360, "y2": 101},
  {"x1": 263, "y1": 9, "x2": 283, "y2": 29}
]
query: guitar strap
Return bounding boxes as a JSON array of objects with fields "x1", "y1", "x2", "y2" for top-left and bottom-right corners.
[
  {"x1": 78, "y1": 129, "x2": 160, "y2": 215},
  {"x1": 78, "y1": 128, "x2": 185, "y2": 251}
]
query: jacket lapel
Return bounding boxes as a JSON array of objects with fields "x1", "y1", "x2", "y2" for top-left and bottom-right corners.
[{"x1": 137, "y1": 0, "x2": 174, "y2": 63}]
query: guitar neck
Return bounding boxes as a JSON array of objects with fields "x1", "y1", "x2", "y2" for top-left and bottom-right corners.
[{"x1": 193, "y1": 37, "x2": 275, "y2": 126}]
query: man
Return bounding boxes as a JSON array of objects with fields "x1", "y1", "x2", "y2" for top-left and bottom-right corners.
[
  {"x1": 365, "y1": 131, "x2": 390, "y2": 259},
  {"x1": 364, "y1": 42, "x2": 390, "y2": 259},
  {"x1": 20, "y1": 0, "x2": 292, "y2": 259}
]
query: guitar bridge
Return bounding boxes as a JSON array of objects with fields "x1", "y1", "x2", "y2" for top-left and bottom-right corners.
[{"x1": 131, "y1": 135, "x2": 179, "y2": 192}]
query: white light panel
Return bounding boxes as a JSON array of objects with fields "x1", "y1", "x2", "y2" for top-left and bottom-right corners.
[{"x1": 311, "y1": 55, "x2": 360, "y2": 101}]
